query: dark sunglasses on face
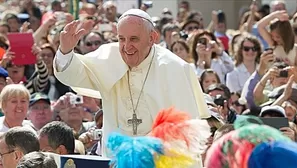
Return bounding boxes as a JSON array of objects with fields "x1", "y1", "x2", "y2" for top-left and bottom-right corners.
[
  {"x1": 85, "y1": 40, "x2": 102, "y2": 47},
  {"x1": 243, "y1": 46, "x2": 258, "y2": 52}
]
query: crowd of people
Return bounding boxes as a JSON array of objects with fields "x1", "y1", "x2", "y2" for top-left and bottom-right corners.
[{"x1": 0, "y1": 0, "x2": 296, "y2": 167}]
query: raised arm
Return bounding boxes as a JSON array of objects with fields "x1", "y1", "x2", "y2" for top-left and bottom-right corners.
[
  {"x1": 54, "y1": 21, "x2": 128, "y2": 99},
  {"x1": 257, "y1": 10, "x2": 289, "y2": 47}
]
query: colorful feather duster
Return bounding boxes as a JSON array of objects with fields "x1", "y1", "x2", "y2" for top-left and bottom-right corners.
[
  {"x1": 150, "y1": 107, "x2": 211, "y2": 167},
  {"x1": 151, "y1": 107, "x2": 210, "y2": 153},
  {"x1": 205, "y1": 116, "x2": 291, "y2": 168},
  {"x1": 107, "y1": 132, "x2": 164, "y2": 168}
]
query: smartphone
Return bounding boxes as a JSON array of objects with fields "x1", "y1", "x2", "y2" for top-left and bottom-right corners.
[
  {"x1": 248, "y1": 117, "x2": 289, "y2": 129},
  {"x1": 265, "y1": 47, "x2": 274, "y2": 52},
  {"x1": 198, "y1": 37, "x2": 207, "y2": 46},
  {"x1": 99, "y1": 24, "x2": 112, "y2": 32},
  {"x1": 217, "y1": 10, "x2": 226, "y2": 23},
  {"x1": 260, "y1": 117, "x2": 289, "y2": 129}
]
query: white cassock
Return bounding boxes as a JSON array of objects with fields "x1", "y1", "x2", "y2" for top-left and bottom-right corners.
[{"x1": 54, "y1": 42, "x2": 210, "y2": 166}]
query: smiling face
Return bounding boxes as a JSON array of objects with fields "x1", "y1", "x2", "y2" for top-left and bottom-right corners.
[
  {"x1": 117, "y1": 16, "x2": 156, "y2": 68},
  {"x1": 241, "y1": 40, "x2": 258, "y2": 62},
  {"x1": 2, "y1": 96, "x2": 28, "y2": 122},
  {"x1": 202, "y1": 73, "x2": 219, "y2": 91}
]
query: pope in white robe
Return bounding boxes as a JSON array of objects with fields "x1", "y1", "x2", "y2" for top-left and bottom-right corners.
[{"x1": 54, "y1": 9, "x2": 210, "y2": 167}]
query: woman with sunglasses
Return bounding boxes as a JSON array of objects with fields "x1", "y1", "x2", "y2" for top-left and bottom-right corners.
[
  {"x1": 79, "y1": 31, "x2": 105, "y2": 54},
  {"x1": 226, "y1": 34, "x2": 262, "y2": 93}
]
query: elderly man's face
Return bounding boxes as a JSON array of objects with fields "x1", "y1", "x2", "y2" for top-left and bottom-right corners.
[
  {"x1": 118, "y1": 16, "x2": 156, "y2": 68},
  {"x1": 105, "y1": 4, "x2": 117, "y2": 21},
  {"x1": 0, "y1": 139, "x2": 17, "y2": 168},
  {"x1": 271, "y1": 3, "x2": 286, "y2": 12},
  {"x1": 59, "y1": 105, "x2": 84, "y2": 123},
  {"x1": 28, "y1": 100, "x2": 52, "y2": 130}
]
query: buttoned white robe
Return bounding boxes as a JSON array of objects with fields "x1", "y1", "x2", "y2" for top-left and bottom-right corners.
[{"x1": 54, "y1": 42, "x2": 210, "y2": 164}]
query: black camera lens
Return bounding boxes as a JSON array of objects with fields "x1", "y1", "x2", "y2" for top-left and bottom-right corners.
[
  {"x1": 76, "y1": 97, "x2": 81, "y2": 102},
  {"x1": 279, "y1": 70, "x2": 288, "y2": 78},
  {"x1": 214, "y1": 95, "x2": 226, "y2": 106}
]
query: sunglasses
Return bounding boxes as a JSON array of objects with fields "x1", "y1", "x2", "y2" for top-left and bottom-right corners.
[
  {"x1": 85, "y1": 40, "x2": 102, "y2": 47},
  {"x1": 243, "y1": 46, "x2": 258, "y2": 52}
]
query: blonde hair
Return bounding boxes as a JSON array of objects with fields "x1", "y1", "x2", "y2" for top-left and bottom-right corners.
[{"x1": 0, "y1": 84, "x2": 30, "y2": 109}]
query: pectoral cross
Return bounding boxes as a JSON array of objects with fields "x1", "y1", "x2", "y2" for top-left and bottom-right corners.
[{"x1": 127, "y1": 113, "x2": 142, "y2": 135}]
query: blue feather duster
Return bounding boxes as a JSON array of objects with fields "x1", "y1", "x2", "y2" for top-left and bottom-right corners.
[{"x1": 107, "y1": 132, "x2": 164, "y2": 168}]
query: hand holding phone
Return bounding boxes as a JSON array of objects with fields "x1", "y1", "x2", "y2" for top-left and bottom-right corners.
[{"x1": 279, "y1": 127, "x2": 295, "y2": 141}]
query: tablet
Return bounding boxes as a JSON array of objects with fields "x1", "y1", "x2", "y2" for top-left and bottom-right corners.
[
  {"x1": 7, "y1": 33, "x2": 36, "y2": 65},
  {"x1": 248, "y1": 117, "x2": 289, "y2": 129},
  {"x1": 260, "y1": 117, "x2": 289, "y2": 129}
]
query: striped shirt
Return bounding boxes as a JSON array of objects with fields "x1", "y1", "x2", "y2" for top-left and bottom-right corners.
[{"x1": 25, "y1": 60, "x2": 49, "y2": 94}]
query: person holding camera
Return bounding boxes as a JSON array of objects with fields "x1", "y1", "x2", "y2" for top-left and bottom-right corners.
[
  {"x1": 253, "y1": 61, "x2": 292, "y2": 106},
  {"x1": 191, "y1": 31, "x2": 233, "y2": 83},
  {"x1": 53, "y1": 92, "x2": 97, "y2": 136},
  {"x1": 205, "y1": 84, "x2": 237, "y2": 124}
]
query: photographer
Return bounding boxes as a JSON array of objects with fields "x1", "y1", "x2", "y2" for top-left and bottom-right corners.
[
  {"x1": 53, "y1": 92, "x2": 98, "y2": 136},
  {"x1": 205, "y1": 83, "x2": 237, "y2": 124},
  {"x1": 253, "y1": 61, "x2": 290, "y2": 105},
  {"x1": 191, "y1": 31, "x2": 233, "y2": 83}
]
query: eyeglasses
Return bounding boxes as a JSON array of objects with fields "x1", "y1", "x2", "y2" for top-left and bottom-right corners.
[
  {"x1": 0, "y1": 150, "x2": 15, "y2": 158},
  {"x1": 85, "y1": 41, "x2": 102, "y2": 47},
  {"x1": 243, "y1": 46, "x2": 258, "y2": 52},
  {"x1": 186, "y1": 26, "x2": 199, "y2": 32}
]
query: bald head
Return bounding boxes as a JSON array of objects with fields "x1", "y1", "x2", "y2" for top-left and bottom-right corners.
[{"x1": 270, "y1": 0, "x2": 286, "y2": 12}]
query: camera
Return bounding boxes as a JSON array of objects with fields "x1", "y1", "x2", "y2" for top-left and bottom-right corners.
[
  {"x1": 70, "y1": 95, "x2": 84, "y2": 105},
  {"x1": 92, "y1": 129, "x2": 102, "y2": 140},
  {"x1": 217, "y1": 10, "x2": 226, "y2": 23},
  {"x1": 198, "y1": 37, "x2": 207, "y2": 46},
  {"x1": 279, "y1": 69, "x2": 288, "y2": 78},
  {"x1": 214, "y1": 94, "x2": 226, "y2": 106}
]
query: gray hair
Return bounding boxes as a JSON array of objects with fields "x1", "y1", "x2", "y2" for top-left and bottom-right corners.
[
  {"x1": 39, "y1": 121, "x2": 75, "y2": 154},
  {"x1": 2, "y1": 127, "x2": 39, "y2": 154},
  {"x1": 17, "y1": 152, "x2": 57, "y2": 168}
]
